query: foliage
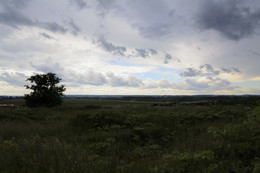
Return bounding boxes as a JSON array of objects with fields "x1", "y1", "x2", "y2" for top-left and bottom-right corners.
[{"x1": 24, "y1": 73, "x2": 66, "y2": 107}]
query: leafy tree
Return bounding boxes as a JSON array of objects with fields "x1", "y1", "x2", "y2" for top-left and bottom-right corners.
[{"x1": 24, "y1": 73, "x2": 66, "y2": 107}]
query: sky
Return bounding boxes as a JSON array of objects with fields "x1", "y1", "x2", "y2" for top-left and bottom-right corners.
[{"x1": 0, "y1": 0, "x2": 260, "y2": 95}]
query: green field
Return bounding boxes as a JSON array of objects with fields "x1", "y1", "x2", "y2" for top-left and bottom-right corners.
[{"x1": 0, "y1": 97, "x2": 259, "y2": 173}]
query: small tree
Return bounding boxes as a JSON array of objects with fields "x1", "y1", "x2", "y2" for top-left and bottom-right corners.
[{"x1": 24, "y1": 73, "x2": 66, "y2": 107}]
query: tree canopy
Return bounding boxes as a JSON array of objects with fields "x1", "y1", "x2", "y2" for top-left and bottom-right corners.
[{"x1": 24, "y1": 73, "x2": 66, "y2": 107}]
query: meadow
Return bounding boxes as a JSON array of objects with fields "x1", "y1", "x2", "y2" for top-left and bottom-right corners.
[{"x1": 0, "y1": 96, "x2": 259, "y2": 173}]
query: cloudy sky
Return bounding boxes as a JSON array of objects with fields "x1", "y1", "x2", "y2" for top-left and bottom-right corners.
[{"x1": 0, "y1": 0, "x2": 260, "y2": 95}]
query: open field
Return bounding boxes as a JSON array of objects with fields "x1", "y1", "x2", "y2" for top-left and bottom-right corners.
[{"x1": 0, "y1": 96, "x2": 259, "y2": 173}]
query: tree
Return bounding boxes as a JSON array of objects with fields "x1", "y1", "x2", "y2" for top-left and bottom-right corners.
[{"x1": 24, "y1": 73, "x2": 66, "y2": 107}]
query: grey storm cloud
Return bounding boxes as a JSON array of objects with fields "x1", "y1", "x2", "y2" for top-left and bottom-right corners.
[
  {"x1": 97, "y1": 37, "x2": 127, "y2": 56},
  {"x1": 180, "y1": 68, "x2": 201, "y2": 77},
  {"x1": 0, "y1": 0, "x2": 31, "y2": 9},
  {"x1": 67, "y1": 19, "x2": 81, "y2": 36},
  {"x1": 198, "y1": 0, "x2": 260, "y2": 40},
  {"x1": 180, "y1": 64, "x2": 240, "y2": 77},
  {"x1": 39, "y1": 21, "x2": 67, "y2": 33},
  {"x1": 164, "y1": 53, "x2": 172, "y2": 64},
  {"x1": 199, "y1": 64, "x2": 220, "y2": 75},
  {"x1": 135, "y1": 23, "x2": 173, "y2": 39},
  {"x1": 221, "y1": 67, "x2": 241, "y2": 73},
  {"x1": 0, "y1": 1, "x2": 68, "y2": 33},
  {"x1": 134, "y1": 49, "x2": 149, "y2": 58},
  {"x1": 71, "y1": 0, "x2": 88, "y2": 9},
  {"x1": 39, "y1": 32, "x2": 53, "y2": 39},
  {"x1": 164, "y1": 53, "x2": 180, "y2": 64},
  {"x1": 95, "y1": 0, "x2": 184, "y2": 39},
  {"x1": 0, "y1": 6, "x2": 33, "y2": 28},
  {"x1": 149, "y1": 49, "x2": 157, "y2": 55},
  {"x1": 133, "y1": 48, "x2": 157, "y2": 58}
]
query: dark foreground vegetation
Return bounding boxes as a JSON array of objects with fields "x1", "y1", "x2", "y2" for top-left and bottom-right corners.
[{"x1": 0, "y1": 96, "x2": 259, "y2": 173}]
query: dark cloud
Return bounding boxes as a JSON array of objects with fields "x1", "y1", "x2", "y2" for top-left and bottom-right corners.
[
  {"x1": 39, "y1": 32, "x2": 53, "y2": 39},
  {"x1": 164, "y1": 53, "x2": 172, "y2": 64},
  {"x1": 0, "y1": 7, "x2": 33, "y2": 28},
  {"x1": 97, "y1": 37, "x2": 127, "y2": 56},
  {"x1": 0, "y1": 2, "x2": 67, "y2": 33},
  {"x1": 0, "y1": 72, "x2": 28, "y2": 86},
  {"x1": 180, "y1": 64, "x2": 240, "y2": 77},
  {"x1": 134, "y1": 48, "x2": 149, "y2": 58},
  {"x1": 0, "y1": 0, "x2": 31, "y2": 9},
  {"x1": 67, "y1": 19, "x2": 81, "y2": 36},
  {"x1": 180, "y1": 67, "x2": 201, "y2": 77},
  {"x1": 135, "y1": 23, "x2": 173, "y2": 39},
  {"x1": 221, "y1": 67, "x2": 241, "y2": 73},
  {"x1": 198, "y1": 0, "x2": 260, "y2": 40},
  {"x1": 39, "y1": 21, "x2": 67, "y2": 33},
  {"x1": 131, "y1": 48, "x2": 158, "y2": 58},
  {"x1": 149, "y1": 49, "x2": 157, "y2": 55},
  {"x1": 200, "y1": 64, "x2": 220, "y2": 75},
  {"x1": 71, "y1": 0, "x2": 88, "y2": 9}
]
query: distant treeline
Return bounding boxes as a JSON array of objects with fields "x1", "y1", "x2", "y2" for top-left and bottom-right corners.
[{"x1": 121, "y1": 95, "x2": 260, "y2": 106}]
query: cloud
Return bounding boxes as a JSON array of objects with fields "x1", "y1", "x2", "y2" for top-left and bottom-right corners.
[
  {"x1": 0, "y1": 0, "x2": 31, "y2": 9},
  {"x1": 31, "y1": 60, "x2": 107, "y2": 86},
  {"x1": 0, "y1": 2, "x2": 67, "y2": 33},
  {"x1": 158, "y1": 79, "x2": 172, "y2": 88},
  {"x1": 0, "y1": 6, "x2": 33, "y2": 28},
  {"x1": 180, "y1": 67, "x2": 202, "y2": 77},
  {"x1": 39, "y1": 32, "x2": 54, "y2": 39},
  {"x1": 198, "y1": 0, "x2": 260, "y2": 40},
  {"x1": 107, "y1": 72, "x2": 143, "y2": 87},
  {"x1": 71, "y1": 70, "x2": 107, "y2": 86},
  {"x1": 199, "y1": 64, "x2": 220, "y2": 75},
  {"x1": 39, "y1": 21, "x2": 67, "y2": 33},
  {"x1": 176, "y1": 77, "x2": 234, "y2": 91},
  {"x1": 134, "y1": 48, "x2": 149, "y2": 58},
  {"x1": 0, "y1": 72, "x2": 28, "y2": 86},
  {"x1": 164, "y1": 53, "x2": 172, "y2": 64},
  {"x1": 135, "y1": 23, "x2": 173, "y2": 39},
  {"x1": 133, "y1": 48, "x2": 157, "y2": 58},
  {"x1": 221, "y1": 67, "x2": 241, "y2": 74},
  {"x1": 143, "y1": 76, "x2": 234, "y2": 91},
  {"x1": 67, "y1": 19, "x2": 81, "y2": 36},
  {"x1": 180, "y1": 64, "x2": 240, "y2": 77},
  {"x1": 31, "y1": 60, "x2": 64, "y2": 75},
  {"x1": 95, "y1": 0, "x2": 186, "y2": 39},
  {"x1": 149, "y1": 49, "x2": 157, "y2": 55},
  {"x1": 97, "y1": 36, "x2": 127, "y2": 56},
  {"x1": 71, "y1": 0, "x2": 88, "y2": 9}
]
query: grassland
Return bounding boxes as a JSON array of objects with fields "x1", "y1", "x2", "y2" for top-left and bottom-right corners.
[{"x1": 0, "y1": 96, "x2": 259, "y2": 173}]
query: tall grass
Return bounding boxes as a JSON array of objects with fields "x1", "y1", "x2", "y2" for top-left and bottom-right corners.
[{"x1": 0, "y1": 98, "x2": 259, "y2": 172}]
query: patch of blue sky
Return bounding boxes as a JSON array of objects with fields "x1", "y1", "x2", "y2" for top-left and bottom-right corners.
[
  {"x1": 107, "y1": 60, "x2": 184, "y2": 82},
  {"x1": 231, "y1": 80, "x2": 260, "y2": 88},
  {"x1": 134, "y1": 67, "x2": 183, "y2": 82}
]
